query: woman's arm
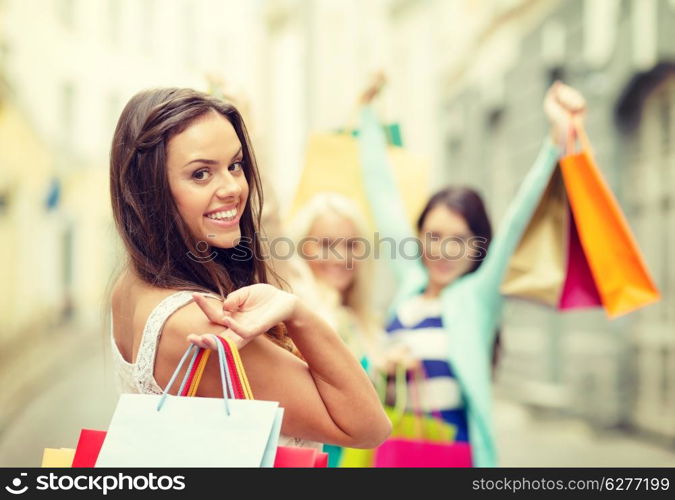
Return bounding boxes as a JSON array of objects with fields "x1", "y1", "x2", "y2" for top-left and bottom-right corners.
[
  {"x1": 472, "y1": 82, "x2": 585, "y2": 311},
  {"x1": 472, "y1": 138, "x2": 561, "y2": 303},
  {"x1": 358, "y1": 105, "x2": 421, "y2": 285},
  {"x1": 156, "y1": 286, "x2": 391, "y2": 449}
]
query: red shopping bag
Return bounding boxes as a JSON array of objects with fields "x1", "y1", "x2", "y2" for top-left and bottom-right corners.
[
  {"x1": 274, "y1": 447, "x2": 328, "y2": 467},
  {"x1": 71, "y1": 429, "x2": 107, "y2": 468}
]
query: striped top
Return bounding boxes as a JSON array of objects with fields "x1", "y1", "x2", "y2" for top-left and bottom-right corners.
[{"x1": 386, "y1": 294, "x2": 470, "y2": 442}]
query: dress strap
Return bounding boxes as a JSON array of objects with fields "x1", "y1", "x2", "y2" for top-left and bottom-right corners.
[{"x1": 133, "y1": 290, "x2": 221, "y2": 394}]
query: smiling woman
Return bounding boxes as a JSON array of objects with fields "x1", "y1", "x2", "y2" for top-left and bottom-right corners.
[
  {"x1": 107, "y1": 88, "x2": 391, "y2": 451},
  {"x1": 167, "y1": 112, "x2": 249, "y2": 250}
]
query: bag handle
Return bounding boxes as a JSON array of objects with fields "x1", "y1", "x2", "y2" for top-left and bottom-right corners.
[
  {"x1": 157, "y1": 335, "x2": 235, "y2": 414},
  {"x1": 408, "y1": 364, "x2": 446, "y2": 439},
  {"x1": 565, "y1": 113, "x2": 594, "y2": 158},
  {"x1": 375, "y1": 363, "x2": 407, "y2": 421},
  {"x1": 183, "y1": 336, "x2": 254, "y2": 399},
  {"x1": 379, "y1": 362, "x2": 444, "y2": 439}
]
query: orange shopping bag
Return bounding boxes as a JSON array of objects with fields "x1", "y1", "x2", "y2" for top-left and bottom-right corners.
[{"x1": 559, "y1": 117, "x2": 660, "y2": 317}]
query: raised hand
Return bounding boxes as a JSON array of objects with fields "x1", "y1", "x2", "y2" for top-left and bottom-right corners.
[
  {"x1": 360, "y1": 71, "x2": 387, "y2": 105},
  {"x1": 544, "y1": 81, "x2": 587, "y2": 147}
]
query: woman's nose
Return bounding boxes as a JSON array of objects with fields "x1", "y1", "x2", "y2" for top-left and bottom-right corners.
[{"x1": 215, "y1": 172, "x2": 242, "y2": 200}]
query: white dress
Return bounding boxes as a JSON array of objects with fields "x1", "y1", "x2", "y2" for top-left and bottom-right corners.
[{"x1": 110, "y1": 290, "x2": 321, "y2": 449}]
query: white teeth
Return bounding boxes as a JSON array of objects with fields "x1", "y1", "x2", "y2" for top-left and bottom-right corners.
[{"x1": 206, "y1": 208, "x2": 237, "y2": 220}]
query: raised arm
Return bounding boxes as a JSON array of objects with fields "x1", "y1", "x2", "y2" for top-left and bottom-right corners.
[
  {"x1": 358, "y1": 105, "x2": 422, "y2": 285},
  {"x1": 472, "y1": 138, "x2": 561, "y2": 302},
  {"x1": 157, "y1": 285, "x2": 391, "y2": 449},
  {"x1": 473, "y1": 82, "x2": 586, "y2": 309}
]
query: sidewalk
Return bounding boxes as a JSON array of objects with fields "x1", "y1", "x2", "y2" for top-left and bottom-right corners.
[
  {"x1": 495, "y1": 400, "x2": 675, "y2": 467},
  {"x1": 0, "y1": 327, "x2": 117, "y2": 467}
]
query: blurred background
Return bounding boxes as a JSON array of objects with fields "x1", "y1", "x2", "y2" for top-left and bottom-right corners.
[{"x1": 1, "y1": 0, "x2": 674, "y2": 467}]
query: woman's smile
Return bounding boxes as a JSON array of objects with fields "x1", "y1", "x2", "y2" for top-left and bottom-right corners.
[{"x1": 204, "y1": 204, "x2": 242, "y2": 228}]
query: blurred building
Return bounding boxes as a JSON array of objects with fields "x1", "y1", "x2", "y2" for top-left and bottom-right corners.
[
  {"x1": 0, "y1": 0, "x2": 270, "y2": 335},
  {"x1": 0, "y1": 44, "x2": 60, "y2": 345},
  {"x1": 0, "y1": 0, "x2": 269, "y2": 435}
]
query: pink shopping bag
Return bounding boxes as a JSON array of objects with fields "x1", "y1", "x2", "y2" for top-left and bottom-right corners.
[
  {"x1": 558, "y1": 208, "x2": 602, "y2": 309},
  {"x1": 374, "y1": 438, "x2": 472, "y2": 468}
]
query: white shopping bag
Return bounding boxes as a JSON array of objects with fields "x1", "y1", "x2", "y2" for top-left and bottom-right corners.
[
  {"x1": 96, "y1": 337, "x2": 282, "y2": 467},
  {"x1": 261, "y1": 408, "x2": 284, "y2": 467}
]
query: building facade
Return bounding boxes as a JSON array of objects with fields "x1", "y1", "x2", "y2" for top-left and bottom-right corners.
[{"x1": 437, "y1": 0, "x2": 675, "y2": 441}]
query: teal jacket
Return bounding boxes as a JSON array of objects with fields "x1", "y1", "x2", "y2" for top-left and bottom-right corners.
[{"x1": 358, "y1": 107, "x2": 561, "y2": 467}]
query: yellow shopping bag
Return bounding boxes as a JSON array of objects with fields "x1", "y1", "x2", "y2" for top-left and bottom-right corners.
[
  {"x1": 288, "y1": 132, "x2": 429, "y2": 230},
  {"x1": 41, "y1": 448, "x2": 75, "y2": 467}
]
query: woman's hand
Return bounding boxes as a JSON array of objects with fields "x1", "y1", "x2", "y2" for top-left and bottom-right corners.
[
  {"x1": 544, "y1": 81, "x2": 586, "y2": 148},
  {"x1": 373, "y1": 344, "x2": 420, "y2": 375},
  {"x1": 360, "y1": 71, "x2": 387, "y2": 105},
  {"x1": 187, "y1": 284, "x2": 298, "y2": 350}
]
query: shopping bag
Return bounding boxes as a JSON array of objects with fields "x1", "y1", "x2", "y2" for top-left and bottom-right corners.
[
  {"x1": 71, "y1": 429, "x2": 107, "y2": 468},
  {"x1": 274, "y1": 447, "x2": 328, "y2": 467},
  {"x1": 96, "y1": 336, "x2": 282, "y2": 467},
  {"x1": 373, "y1": 365, "x2": 467, "y2": 467},
  {"x1": 41, "y1": 448, "x2": 75, "y2": 467},
  {"x1": 288, "y1": 131, "x2": 429, "y2": 230},
  {"x1": 502, "y1": 120, "x2": 658, "y2": 317},
  {"x1": 558, "y1": 207, "x2": 602, "y2": 309},
  {"x1": 374, "y1": 439, "x2": 472, "y2": 468},
  {"x1": 501, "y1": 166, "x2": 602, "y2": 309},
  {"x1": 342, "y1": 365, "x2": 458, "y2": 467},
  {"x1": 181, "y1": 336, "x2": 326, "y2": 468},
  {"x1": 560, "y1": 118, "x2": 660, "y2": 317},
  {"x1": 501, "y1": 168, "x2": 569, "y2": 305},
  {"x1": 339, "y1": 405, "x2": 458, "y2": 468}
]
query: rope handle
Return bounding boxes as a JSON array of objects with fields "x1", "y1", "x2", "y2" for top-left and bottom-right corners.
[
  {"x1": 183, "y1": 336, "x2": 254, "y2": 399},
  {"x1": 157, "y1": 335, "x2": 235, "y2": 414}
]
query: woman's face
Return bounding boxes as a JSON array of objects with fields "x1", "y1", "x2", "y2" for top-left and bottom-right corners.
[
  {"x1": 302, "y1": 213, "x2": 362, "y2": 296},
  {"x1": 419, "y1": 205, "x2": 477, "y2": 290},
  {"x1": 167, "y1": 110, "x2": 249, "y2": 250}
]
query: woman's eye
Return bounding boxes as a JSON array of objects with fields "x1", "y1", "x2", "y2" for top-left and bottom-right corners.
[
  {"x1": 228, "y1": 161, "x2": 244, "y2": 172},
  {"x1": 192, "y1": 169, "x2": 211, "y2": 181}
]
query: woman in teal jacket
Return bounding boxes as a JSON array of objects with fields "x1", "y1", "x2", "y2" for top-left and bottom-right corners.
[{"x1": 359, "y1": 81, "x2": 586, "y2": 467}]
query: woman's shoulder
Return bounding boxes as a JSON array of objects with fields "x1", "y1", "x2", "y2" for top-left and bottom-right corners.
[
  {"x1": 111, "y1": 269, "x2": 203, "y2": 361},
  {"x1": 112, "y1": 269, "x2": 196, "y2": 312}
]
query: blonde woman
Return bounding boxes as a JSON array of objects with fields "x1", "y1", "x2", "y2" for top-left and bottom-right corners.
[{"x1": 288, "y1": 193, "x2": 383, "y2": 374}]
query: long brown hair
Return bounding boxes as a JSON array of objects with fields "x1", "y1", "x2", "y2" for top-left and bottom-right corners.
[
  {"x1": 416, "y1": 186, "x2": 501, "y2": 371},
  {"x1": 109, "y1": 88, "x2": 290, "y2": 347}
]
